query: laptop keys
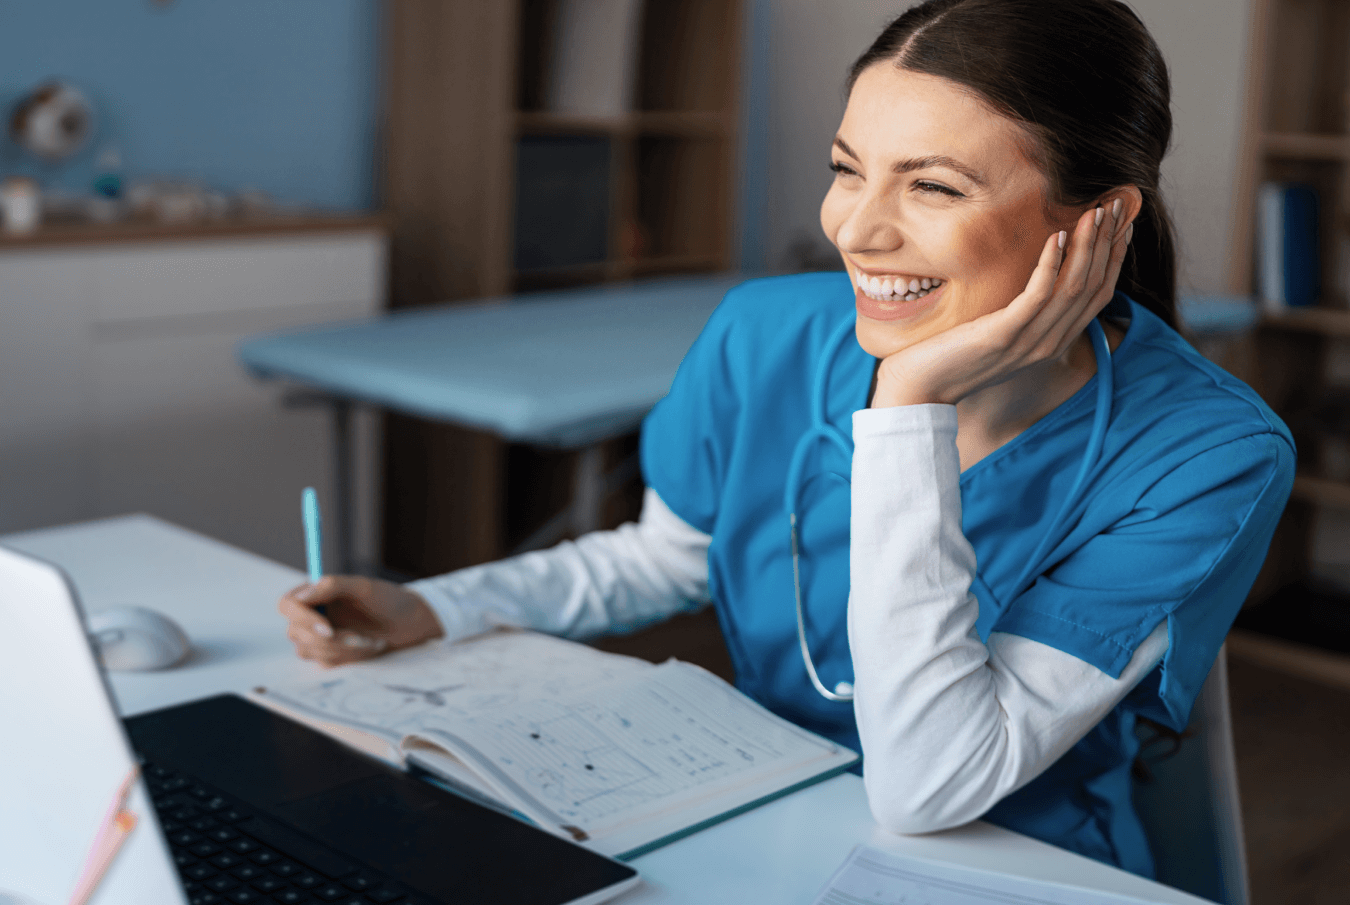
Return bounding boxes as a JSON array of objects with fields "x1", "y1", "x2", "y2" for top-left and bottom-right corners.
[{"x1": 146, "y1": 760, "x2": 411, "y2": 905}]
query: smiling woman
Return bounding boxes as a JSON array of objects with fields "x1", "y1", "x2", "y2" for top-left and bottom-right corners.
[{"x1": 274, "y1": 0, "x2": 1294, "y2": 884}]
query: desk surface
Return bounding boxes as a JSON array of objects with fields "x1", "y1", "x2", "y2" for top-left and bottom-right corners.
[
  {"x1": 238, "y1": 274, "x2": 745, "y2": 447},
  {"x1": 1, "y1": 515, "x2": 1211, "y2": 905}
]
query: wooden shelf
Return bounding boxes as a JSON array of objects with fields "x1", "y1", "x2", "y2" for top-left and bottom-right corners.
[
  {"x1": 0, "y1": 212, "x2": 388, "y2": 251},
  {"x1": 515, "y1": 109, "x2": 732, "y2": 138},
  {"x1": 1261, "y1": 305, "x2": 1350, "y2": 336},
  {"x1": 1291, "y1": 474, "x2": 1350, "y2": 509},
  {"x1": 631, "y1": 252, "x2": 729, "y2": 275},
  {"x1": 1228, "y1": 627, "x2": 1350, "y2": 692},
  {"x1": 1262, "y1": 131, "x2": 1350, "y2": 160},
  {"x1": 512, "y1": 252, "x2": 729, "y2": 288}
]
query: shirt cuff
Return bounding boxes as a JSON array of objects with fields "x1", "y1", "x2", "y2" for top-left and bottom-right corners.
[
  {"x1": 852, "y1": 402, "x2": 957, "y2": 440},
  {"x1": 406, "y1": 576, "x2": 484, "y2": 644}
]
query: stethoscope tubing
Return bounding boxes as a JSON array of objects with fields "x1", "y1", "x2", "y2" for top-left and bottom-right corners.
[{"x1": 787, "y1": 312, "x2": 1114, "y2": 704}]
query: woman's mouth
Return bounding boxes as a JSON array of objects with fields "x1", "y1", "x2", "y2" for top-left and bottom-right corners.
[
  {"x1": 854, "y1": 271, "x2": 945, "y2": 302},
  {"x1": 852, "y1": 270, "x2": 946, "y2": 321}
]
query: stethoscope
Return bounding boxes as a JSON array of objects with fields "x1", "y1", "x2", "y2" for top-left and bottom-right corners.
[{"x1": 786, "y1": 314, "x2": 1115, "y2": 703}]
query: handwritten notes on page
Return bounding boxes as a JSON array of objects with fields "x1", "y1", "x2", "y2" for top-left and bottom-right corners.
[{"x1": 413, "y1": 659, "x2": 841, "y2": 840}]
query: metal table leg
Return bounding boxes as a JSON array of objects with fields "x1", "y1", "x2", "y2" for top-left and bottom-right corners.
[{"x1": 509, "y1": 442, "x2": 641, "y2": 555}]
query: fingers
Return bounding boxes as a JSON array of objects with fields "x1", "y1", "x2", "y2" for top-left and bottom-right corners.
[
  {"x1": 1039, "y1": 200, "x2": 1125, "y2": 352},
  {"x1": 278, "y1": 587, "x2": 334, "y2": 638},
  {"x1": 286, "y1": 623, "x2": 388, "y2": 667},
  {"x1": 1017, "y1": 229, "x2": 1068, "y2": 308},
  {"x1": 1065, "y1": 217, "x2": 1132, "y2": 342},
  {"x1": 278, "y1": 574, "x2": 389, "y2": 666}
]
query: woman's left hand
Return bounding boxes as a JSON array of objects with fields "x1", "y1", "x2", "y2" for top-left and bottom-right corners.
[{"x1": 871, "y1": 199, "x2": 1132, "y2": 409}]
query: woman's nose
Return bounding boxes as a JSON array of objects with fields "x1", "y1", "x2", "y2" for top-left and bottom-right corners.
[{"x1": 835, "y1": 189, "x2": 903, "y2": 255}]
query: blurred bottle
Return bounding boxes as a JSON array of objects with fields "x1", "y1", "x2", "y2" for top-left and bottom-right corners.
[
  {"x1": 93, "y1": 147, "x2": 123, "y2": 199},
  {"x1": 88, "y1": 147, "x2": 125, "y2": 223},
  {"x1": 1, "y1": 177, "x2": 41, "y2": 233}
]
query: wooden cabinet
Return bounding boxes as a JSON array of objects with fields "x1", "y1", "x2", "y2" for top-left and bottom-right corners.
[
  {"x1": 0, "y1": 218, "x2": 387, "y2": 572},
  {"x1": 1229, "y1": 0, "x2": 1350, "y2": 685},
  {"x1": 381, "y1": 1, "x2": 743, "y2": 576}
]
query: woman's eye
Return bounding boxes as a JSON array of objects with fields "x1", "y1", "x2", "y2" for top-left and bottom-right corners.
[
  {"x1": 829, "y1": 161, "x2": 858, "y2": 177},
  {"x1": 915, "y1": 180, "x2": 963, "y2": 198}
]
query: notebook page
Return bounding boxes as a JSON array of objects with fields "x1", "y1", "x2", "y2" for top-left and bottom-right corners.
[
  {"x1": 413, "y1": 660, "x2": 843, "y2": 842},
  {"x1": 813, "y1": 845, "x2": 1164, "y2": 905},
  {"x1": 256, "y1": 631, "x2": 651, "y2": 746}
]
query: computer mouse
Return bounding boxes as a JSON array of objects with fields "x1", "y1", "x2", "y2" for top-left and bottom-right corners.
[{"x1": 86, "y1": 606, "x2": 191, "y2": 671}]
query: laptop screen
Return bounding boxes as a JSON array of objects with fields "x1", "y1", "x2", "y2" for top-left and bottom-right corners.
[{"x1": 0, "y1": 544, "x2": 188, "y2": 904}]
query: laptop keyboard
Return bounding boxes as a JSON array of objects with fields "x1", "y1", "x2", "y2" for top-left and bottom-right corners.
[{"x1": 142, "y1": 760, "x2": 416, "y2": 905}]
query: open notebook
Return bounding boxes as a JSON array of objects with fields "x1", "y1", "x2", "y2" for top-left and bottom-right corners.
[{"x1": 253, "y1": 630, "x2": 858, "y2": 860}]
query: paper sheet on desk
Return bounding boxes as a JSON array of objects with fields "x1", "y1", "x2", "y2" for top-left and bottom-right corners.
[{"x1": 813, "y1": 845, "x2": 1166, "y2": 905}]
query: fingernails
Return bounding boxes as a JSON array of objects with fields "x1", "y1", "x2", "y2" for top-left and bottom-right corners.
[
  {"x1": 342, "y1": 634, "x2": 377, "y2": 649},
  {"x1": 1058, "y1": 230, "x2": 1066, "y2": 250},
  {"x1": 295, "y1": 584, "x2": 314, "y2": 601},
  {"x1": 313, "y1": 621, "x2": 332, "y2": 638},
  {"x1": 1111, "y1": 199, "x2": 1122, "y2": 220},
  {"x1": 1094, "y1": 206, "x2": 1104, "y2": 227}
]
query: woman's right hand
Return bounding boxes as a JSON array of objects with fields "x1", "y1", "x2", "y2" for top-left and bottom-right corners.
[{"x1": 278, "y1": 575, "x2": 444, "y2": 667}]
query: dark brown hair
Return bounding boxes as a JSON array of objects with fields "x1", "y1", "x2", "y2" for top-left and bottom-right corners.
[{"x1": 848, "y1": 0, "x2": 1178, "y2": 329}]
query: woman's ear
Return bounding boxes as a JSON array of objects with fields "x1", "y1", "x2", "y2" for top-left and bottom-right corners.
[{"x1": 1103, "y1": 186, "x2": 1144, "y2": 229}]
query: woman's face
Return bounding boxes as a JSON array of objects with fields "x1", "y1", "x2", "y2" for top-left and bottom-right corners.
[{"x1": 821, "y1": 65, "x2": 1077, "y2": 359}]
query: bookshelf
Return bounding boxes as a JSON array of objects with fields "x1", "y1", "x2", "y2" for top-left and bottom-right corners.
[
  {"x1": 512, "y1": 0, "x2": 740, "y2": 291},
  {"x1": 380, "y1": 1, "x2": 743, "y2": 580},
  {"x1": 1229, "y1": 0, "x2": 1350, "y2": 675}
]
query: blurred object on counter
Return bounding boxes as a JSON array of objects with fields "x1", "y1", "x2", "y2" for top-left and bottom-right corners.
[
  {"x1": 87, "y1": 147, "x2": 126, "y2": 223},
  {"x1": 235, "y1": 188, "x2": 275, "y2": 218},
  {"x1": 125, "y1": 181, "x2": 235, "y2": 224},
  {"x1": 0, "y1": 177, "x2": 42, "y2": 234},
  {"x1": 9, "y1": 81, "x2": 93, "y2": 161}
]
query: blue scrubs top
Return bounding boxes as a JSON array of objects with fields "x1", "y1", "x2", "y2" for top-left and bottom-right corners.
[{"x1": 640, "y1": 272, "x2": 1294, "y2": 877}]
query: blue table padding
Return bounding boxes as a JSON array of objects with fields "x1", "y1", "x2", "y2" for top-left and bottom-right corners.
[
  {"x1": 1177, "y1": 294, "x2": 1259, "y2": 335},
  {"x1": 238, "y1": 274, "x2": 747, "y2": 447}
]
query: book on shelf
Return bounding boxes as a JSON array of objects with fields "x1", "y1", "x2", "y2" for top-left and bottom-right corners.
[
  {"x1": 251, "y1": 629, "x2": 858, "y2": 860},
  {"x1": 1256, "y1": 181, "x2": 1320, "y2": 313},
  {"x1": 544, "y1": 0, "x2": 644, "y2": 117}
]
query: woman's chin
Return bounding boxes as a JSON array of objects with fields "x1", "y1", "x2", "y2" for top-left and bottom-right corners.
[{"x1": 853, "y1": 285, "x2": 948, "y2": 358}]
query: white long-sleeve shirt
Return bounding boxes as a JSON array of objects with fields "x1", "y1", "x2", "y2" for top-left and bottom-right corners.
[{"x1": 409, "y1": 405, "x2": 1167, "y2": 834}]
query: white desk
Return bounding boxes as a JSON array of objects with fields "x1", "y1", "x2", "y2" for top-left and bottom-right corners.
[{"x1": 1, "y1": 515, "x2": 1213, "y2": 905}]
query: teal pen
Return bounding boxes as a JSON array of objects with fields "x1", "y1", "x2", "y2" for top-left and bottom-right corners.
[{"x1": 301, "y1": 487, "x2": 326, "y2": 616}]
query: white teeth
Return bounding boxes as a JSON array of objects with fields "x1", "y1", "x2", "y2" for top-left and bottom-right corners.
[{"x1": 855, "y1": 272, "x2": 945, "y2": 302}]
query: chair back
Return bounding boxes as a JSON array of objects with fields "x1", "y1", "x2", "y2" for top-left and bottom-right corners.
[{"x1": 1133, "y1": 645, "x2": 1249, "y2": 905}]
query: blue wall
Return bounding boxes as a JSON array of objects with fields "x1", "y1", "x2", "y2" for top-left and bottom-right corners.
[{"x1": 0, "y1": 0, "x2": 380, "y2": 210}]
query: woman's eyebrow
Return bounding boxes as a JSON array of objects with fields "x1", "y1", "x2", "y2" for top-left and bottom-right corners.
[
  {"x1": 894, "y1": 155, "x2": 987, "y2": 189},
  {"x1": 833, "y1": 136, "x2": 986, "y2": 189}
]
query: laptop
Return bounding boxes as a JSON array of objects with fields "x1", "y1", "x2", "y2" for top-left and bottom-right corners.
[{"x1": 0, "y1": 544, "x2": 640, "y2": 905}]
